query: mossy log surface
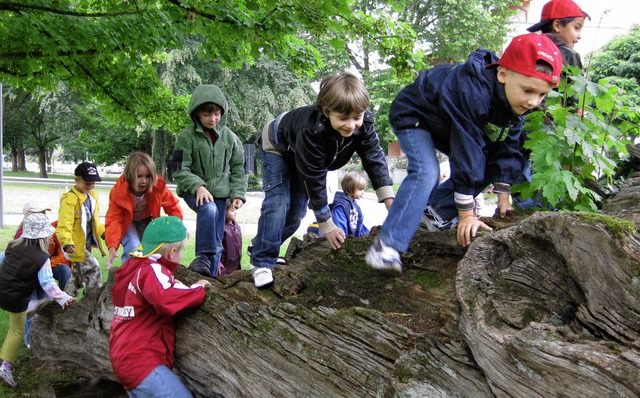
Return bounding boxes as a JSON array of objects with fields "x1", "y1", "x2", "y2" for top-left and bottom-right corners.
[{"x1": 30, "y1": 166, "x2": 640, "y2": 397}]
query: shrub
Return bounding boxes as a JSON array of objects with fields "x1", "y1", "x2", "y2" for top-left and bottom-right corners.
[{"x1": 517, "y1": 66, "x2": 637, "y2": 211}]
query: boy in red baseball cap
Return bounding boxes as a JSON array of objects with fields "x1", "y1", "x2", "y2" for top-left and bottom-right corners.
[
  {"x1": 528, "y1": 0, "x2": 590, "y2": 69},
  {"x1": 511, "y1": 0, "x2": 590, "y2": 210},
  {"x1": 366, "y1": 33, "x2": 562, "y2": 274}
]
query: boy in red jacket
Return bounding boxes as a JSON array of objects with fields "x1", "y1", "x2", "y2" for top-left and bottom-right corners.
[{"x1": 109, "y1": 216, "x2": 210, "y2": 397}]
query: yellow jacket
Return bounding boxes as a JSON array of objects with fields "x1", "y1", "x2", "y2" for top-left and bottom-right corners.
[{"x1": 56, "y1": 186, "x2": 106, "y2": 262}]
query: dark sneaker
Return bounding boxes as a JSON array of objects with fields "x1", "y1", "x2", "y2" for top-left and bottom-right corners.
[
  {"x1": 188, "y1": 255, "x2": 212, "y2": 277},
  {"x1": 365, "y1": 237, "x2": 403, "y2": 276},
  {"x1": 421, "y1": 205, "x2": 457, "y2": 232}
]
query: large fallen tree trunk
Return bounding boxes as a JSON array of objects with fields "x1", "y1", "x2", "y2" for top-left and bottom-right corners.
[
  {"x1": 31, "y1": 167, "x2": 640, "y2": 397},
  {"x1": 458, "y1": 212, "x2": 640, "y2": 397},
  {"x1": 32, "y1": 228, "x2": 493, "y2": 397}
]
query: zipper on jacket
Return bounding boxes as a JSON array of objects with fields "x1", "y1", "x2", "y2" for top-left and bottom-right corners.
[{"x1": 330, "y1": 138, "x2": 352, "y2": 167}]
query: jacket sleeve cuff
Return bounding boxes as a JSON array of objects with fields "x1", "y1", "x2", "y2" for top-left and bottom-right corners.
[
  {"x1": 319, "y1": 219, "x2": 339, "y2": 236},
  {"x1": 493, "y1": 182, "x2": 511, "y2": 195},
  {"x1": 454, "y1": 192, "x2": 475, "y2": 211},
  {"x1": 375, "y1": 186, "x2": 395, "y2": 202}
]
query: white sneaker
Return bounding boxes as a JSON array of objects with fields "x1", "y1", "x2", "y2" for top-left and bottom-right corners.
[
  {"x1": 275, "y1": 257, "x2": 286, "y2": 265},
  {"x1": 251, "y1": 266, "x2": 274, "y2": 288},
  {"x1": 0, "y1": 365, "x2": 16, "y2": 387},
  {"x1": 365, "y1": 237, "x2": 403, "y2": 276},
  {"x1": 26, "y1": 297, "x2": 51, "y2": 318}
]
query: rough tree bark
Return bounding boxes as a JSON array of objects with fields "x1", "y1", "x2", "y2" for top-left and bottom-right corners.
[{"x1": 30, "y1": 168, "x2": 640, "y2": 397}]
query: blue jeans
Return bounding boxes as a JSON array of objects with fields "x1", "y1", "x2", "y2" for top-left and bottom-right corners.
[
  {"x1": 427, "y1": 177, "x2": 489, "y2": 221},
  {"x1": 426, "y1": 178, "x2": 459, "y2": 221},
  {"x1": 52, "y1": 264, "x2": 72, "y2": 291},
  {"x1": 127, "y1": 365, "x2": 192, "y2": 398},
  {"x1": 380, "y1": 127, "x2": 441, "y2": 253},
  {"x1": 251, "y1": 150, "x2": 308, "y2": 269},
  {"x1": 120, "y1": 219, "x2": 152, "y2": 263},
  {"x1": 511, "y1": 160, "x2": 548, "y2": 209},
  {"x1": 183, "y1": 195, "x2": 226, "y2": 277}
]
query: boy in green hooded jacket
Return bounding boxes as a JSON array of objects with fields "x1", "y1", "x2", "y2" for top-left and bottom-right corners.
[{"x1": 172, "y1": 84, "x2": 247, "y2": 277}]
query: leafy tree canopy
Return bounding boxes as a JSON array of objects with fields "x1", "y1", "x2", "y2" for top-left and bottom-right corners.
[
  {"x1": 589, "y1": 25, "x2": 640, "y2": 106},
  {"x1": 332, "y1": 0, "x2": 522, "y2": 145},
  {"x1": 0, "y1": 0, "x2": 415, "y2": 132}
]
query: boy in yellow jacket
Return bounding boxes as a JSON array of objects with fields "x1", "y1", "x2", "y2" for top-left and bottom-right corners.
[{"x1": 56, "y1": 162, "x2": 106, "y2": 296}]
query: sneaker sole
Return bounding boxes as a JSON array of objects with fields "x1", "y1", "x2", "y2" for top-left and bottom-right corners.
[
  {"x1": 252, "y1": 267, "x2": 274, "y2": 288},
  {"x1": 365, "y1": 252, "x2": 403, "y2": 276},
  {"x1": 254, "y1": 280, "x2": 274, "y2": 289}
]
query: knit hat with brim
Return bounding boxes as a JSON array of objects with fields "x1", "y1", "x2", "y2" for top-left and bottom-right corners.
[
  {"x1": 22, "y1": 213, "x2": 55, "y2": 239},
  {"x1": 130, "y1": 216, "x2": 187, "y2": 258}
]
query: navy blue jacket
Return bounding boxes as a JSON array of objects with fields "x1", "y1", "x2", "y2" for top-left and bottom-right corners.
[
  {"x1": 269, "y1": 105, "x2": 392, "y2": 223},
  {"x1": 330, "y1": 191, "x2": 370, "y2": 237},
  {"x1": 389, "y1": 49, "x2": 524, "y2": 196}
]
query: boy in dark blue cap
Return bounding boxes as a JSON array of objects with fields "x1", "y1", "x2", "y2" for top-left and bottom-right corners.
[
  {"x1": 366, "y1": 33, "x2": 563, "y2": 275},
  {"x1": 110, "y1": 216, "x2": 210, "y2": 397},
  {"x1": 56, "y1": 161, "x2": 106, "y2": 296}
]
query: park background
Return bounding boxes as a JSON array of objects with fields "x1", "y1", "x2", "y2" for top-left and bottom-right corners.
[{"x1": 0, "y1": 0, "x2": 638, "y2": 395}]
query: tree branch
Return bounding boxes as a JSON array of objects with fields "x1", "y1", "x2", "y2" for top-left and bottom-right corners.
[
  {"x1": 0, "y1": 2, "x2": 146, "y2": 17},
  {"x1": 0, "y1": 49, "x2": 98, "y2": 61},
  {"x1": 163, "y1": 0, "x2": 241, "y2": 26}
]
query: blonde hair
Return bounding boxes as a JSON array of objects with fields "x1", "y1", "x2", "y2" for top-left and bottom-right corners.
[
  {"x1": 9, "y1": 236, "x2": 50, "y2": 253},
  {"x1": 316, "y1": 71, "x2": 370, "y2": 116},
  {"x1": 155, "y1": 239, "x2": 186, "y2": 257},
  {"x1": 123, "y1": 152, "x2": 158, "y2": 193},
  {"x1": 341, "y1": 172, "x2": 367, "y2": 198}
]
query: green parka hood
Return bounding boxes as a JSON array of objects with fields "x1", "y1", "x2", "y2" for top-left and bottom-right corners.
[{"x1": 188, "y1": 84, "x2": 228, "y2": 127}]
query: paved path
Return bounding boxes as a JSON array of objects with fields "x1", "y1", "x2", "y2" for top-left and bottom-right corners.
[{"x1": 0, "y1": 185, "x2": 496, "y2": 238}]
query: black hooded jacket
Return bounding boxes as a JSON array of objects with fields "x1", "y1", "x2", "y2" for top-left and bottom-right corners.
[{"x1": 267, "y1": 105, "x2": 392, "y2": 223}]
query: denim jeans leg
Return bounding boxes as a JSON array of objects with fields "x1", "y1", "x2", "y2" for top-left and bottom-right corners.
[
  {"x1": 183, "y1": 195, "x2": 226, "y2": 276},
  {"x1": 120, "y1": 223, "x2": 142, "y2": 264},
  {"x1": 281, "y1": 168, "x2": 309, "y2": 243},
  {"x1": 183, "y1": 195, "x2": 218, "y2": 255},
  {"x1": 23, "y1": 316, "x2": 33, "y2": 347},
  {"x1": 251, "y1": 151, "x2": 298, "y2": 269},
  {"x1": 209, "y1": 198, "x2": 227, "y2": 277},
  {"x1": 429, "y1": 175, "x2": 491, "y2": 220},
  {"x1": 380, "y1": 128, "x2": 440, "y2": 253},
  {"x1": 426, "y1": 178, "x2": 459, "y2": 221},
  {"x1": 127, "y1": 365, "x2": 192, "y2": 398},
  {"x1": 52, "y1": 264, "x2": 72, "y2": 290}
]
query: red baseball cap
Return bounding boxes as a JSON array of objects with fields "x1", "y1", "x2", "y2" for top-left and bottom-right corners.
[
  {"x1": 489, "y1": 33, "x2": 562, "y2": 86},
  {"x1": 528, "y1": 0, "x2": 590, "y2": 32}
]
